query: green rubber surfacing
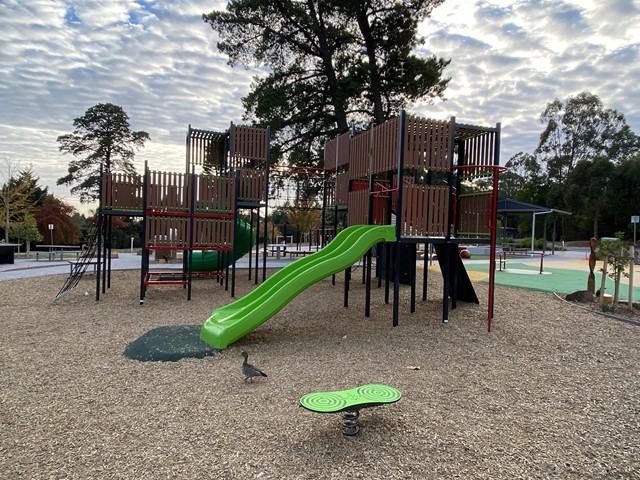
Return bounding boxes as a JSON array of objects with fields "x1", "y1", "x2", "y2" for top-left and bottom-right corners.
[{"x1": 300, "y1": 384, "x2": 401, "y2": 413}]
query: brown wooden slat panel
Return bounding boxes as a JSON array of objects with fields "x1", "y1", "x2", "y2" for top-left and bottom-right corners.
[
  {"x1": 236, "y1": 169, "x2": 266, "y2": 202},
  {"x1": 102, "y1": 173, "x2": 143, "y2": 210},
  {"x1": 402, "y1": 116, "x2": 451, "y2": 172},
  {"x1": 197, "y1": 175, "x2": 233, "y2": 213},
  {"x1": 145, "y1": 217, "x2": 190, "y2": 247},
  {"x1": 193, "y1": 217, "x2": 234, "y2": 247},
  {"x1": 232, "y1": 125, "x2": 267, "y2": 166},
  {"x1": 371, "y1": 117, "x2": 398, "y2": 175},
  {"x1": 457, "y1": 193, "x2": 491, "y2": 235},
  {"x1": 349, "y1": 132, "x2": 369, "y2": 180},
  {"x1": 347, "y1": 189, "x2": 369, "y2": 226},
  {"x1": 404, "y1": 115, "x2": 420, "y2": 169},
  {"x1": 335, "y1": 172, "x2": 349, "y2": 206},
  {"x1": 337, "y1": 131, "x2": 351, "y2": 169},
  {"x1": 388, "y1": 117, "x2": 399, "y2": 172},
  {"x1": 324, "y1": 137, "x2": 337, "y2": 170},
  {"x1": 399, "y1": 184, "x2": 449, "y2": 237},
  {"x1": 146, "y1": 171, "x2": 190, "y2": 211},
  {"x1": 438, "y1": 119, "x2": 451, "y2": 171}
]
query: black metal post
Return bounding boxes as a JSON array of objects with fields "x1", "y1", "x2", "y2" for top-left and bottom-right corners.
[
  {"x1": 392, "y1": 111, "x2": 406, "y2": 327},
  {"x1": 95, "y1": 164, "x2": 104, "y2": 301},
  {"x1": 187, "y1": 167, "x2": 196, "y2": 300},
  {"x1": 231, "y1": 169, "x2": 240, "y2": 298},
  {"x1": 139, "y1": 163, "x2": 149, "y2": 305},
  {"x1": 262, "y1": 126, "x2": 270, "y2": 282}
]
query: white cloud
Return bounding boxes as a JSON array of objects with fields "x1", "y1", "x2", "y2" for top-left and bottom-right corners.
[
  {"x1": 417, "y1": 0, "x2": 640, "y2": 161},
  {"x1": 0, "y1": 0, "x2": 639, "y2": 215}
]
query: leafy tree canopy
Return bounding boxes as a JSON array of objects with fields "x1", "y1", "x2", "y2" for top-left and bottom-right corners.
[
  {"x1": 9, "y1": 214, "x2": 42, "y2": 253},
  {"x1": 606, "y1": 155, "x2": 640, "y2": 232},
  {"x1": 203, "y1": 0, "x2": 449, "y2": 164},
  {"x1": 35, "y1": 194, "x2": 81, "y2": 245},
  {"x1": 1, "y1": 158, "x2": 39, "y2": 242},
  {"x1": 535, "y1": 91, "x2": 640, "y2": 184},
  {"x1": 501, "y1": 92, "x2": 640, "y2": 241},
  {"x1": 285, "y1": 195, "x2": 323, "y2": 237},
  {"x1": 502, "y1": 152, "x2": 546, "y2": 204},
  {"x1": 57, "y1": 103, "x2": 149, "y2": 203},
  {"x1": 563, "y1": 157, "x2": 615, "y2": 239}
]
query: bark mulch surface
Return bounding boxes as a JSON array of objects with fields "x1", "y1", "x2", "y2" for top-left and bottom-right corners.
[{"x1": 1, "y1": 269, "x2": 638, "y2": 479}]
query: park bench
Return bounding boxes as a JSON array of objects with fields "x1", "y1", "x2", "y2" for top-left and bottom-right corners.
[
  {"x1": 498, "y1": 250, "x2": 551, "y2": 273},
  {"x1": 36, "y1": 245, "x2": 84, "y2": 261},
  {"x1": 67, "y1": 259, "x2": 99, "y2": 276},
  {"x1": 267, "y1": 244, "x2": 287, "y2": 259},
  {"x1": 287, "y1": 249, "x2": 315, "y2": 258}
]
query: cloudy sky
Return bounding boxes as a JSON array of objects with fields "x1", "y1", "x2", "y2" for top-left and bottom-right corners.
[{"x1": 1, "y1": 0, "x2": 639, "y2": 214}]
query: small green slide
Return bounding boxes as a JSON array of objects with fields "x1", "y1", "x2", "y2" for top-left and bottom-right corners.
[
  {"x1": 190, "y1": 218, "x2": 255, "y2": 271},
  {"x1": 200, "y1": 224, "x2": 396, "y2": 349}
]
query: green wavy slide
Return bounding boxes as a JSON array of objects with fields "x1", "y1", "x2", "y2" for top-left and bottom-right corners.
[{"x1": 200, "y1": 224, "x2": 396, "y2": 349}]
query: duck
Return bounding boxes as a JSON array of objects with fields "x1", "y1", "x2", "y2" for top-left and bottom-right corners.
[{"x1": 241, "y1": 351, "x2": 267, "y2": 383}]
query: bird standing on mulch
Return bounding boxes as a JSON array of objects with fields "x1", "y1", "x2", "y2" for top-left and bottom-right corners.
[{"x1": 241, "y1": 352, "x2": 267, "y2": 383}]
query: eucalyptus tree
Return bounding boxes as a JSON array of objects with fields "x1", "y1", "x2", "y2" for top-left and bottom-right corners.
[
  {"x1": 606, "y1": 156, "x2": 640, "y2": 237},
  {"x1": 535, "y1": 92, "x2": 640, "y2": 185},
  {"x1": 502, "y1": 152, "x2": 546, "y2": 205},
  {"x1": 563, "y1": 157, "x2": 615, "y2": 239}
]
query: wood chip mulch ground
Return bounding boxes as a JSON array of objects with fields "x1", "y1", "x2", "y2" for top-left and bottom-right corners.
[{"x1": 1, "y1": 268, "x2": 639, "y2": 479}]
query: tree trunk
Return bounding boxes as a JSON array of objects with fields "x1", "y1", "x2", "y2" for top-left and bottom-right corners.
[
  {"x1": 355, "y1": 8, "x2": 384, "y2": 124},
  {"x1": 306, "y1": 0, "x2": 349, "y2": 131},
  {"x1": 3, "y1": 206, "x2": 8, "y2": 242}
]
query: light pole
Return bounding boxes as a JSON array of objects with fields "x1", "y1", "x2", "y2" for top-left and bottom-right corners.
[{"x1": 48, "y1": 224, "x2": 54, "y2": 246}]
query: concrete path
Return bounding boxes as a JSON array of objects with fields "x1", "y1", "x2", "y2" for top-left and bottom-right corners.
[{"x1": 0, "y1": 252, "x2": 298, "y2": 282}]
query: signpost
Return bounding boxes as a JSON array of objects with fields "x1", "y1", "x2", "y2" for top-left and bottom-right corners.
[{"x1": 632, "y1": 216, "x2": 639, "y2": 265}]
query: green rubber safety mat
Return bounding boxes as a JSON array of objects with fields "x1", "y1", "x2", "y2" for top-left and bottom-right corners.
[
  {"x1": 300, "y1": 384, "x2": 401, "y2": 413},
  {"x1": 461, "y1": 261, "x2": 640, "y2": 299},
  {"x1": 124, "y1": 325, "x2": 216, "y2": 362}
]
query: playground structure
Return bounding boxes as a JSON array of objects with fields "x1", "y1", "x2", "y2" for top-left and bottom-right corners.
[
  {"x1": 64, "y1": 123, "x2": 272, "y2": 304},
  {"x1": 322, "y1": 112, "x2": 503, "y2": 327},
  {"x1": 62, "y1": 111, "x2": 504, "y2": 346},
  {"x1": 201, "y1": 111, "x2": 504, "y2": 348}
]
